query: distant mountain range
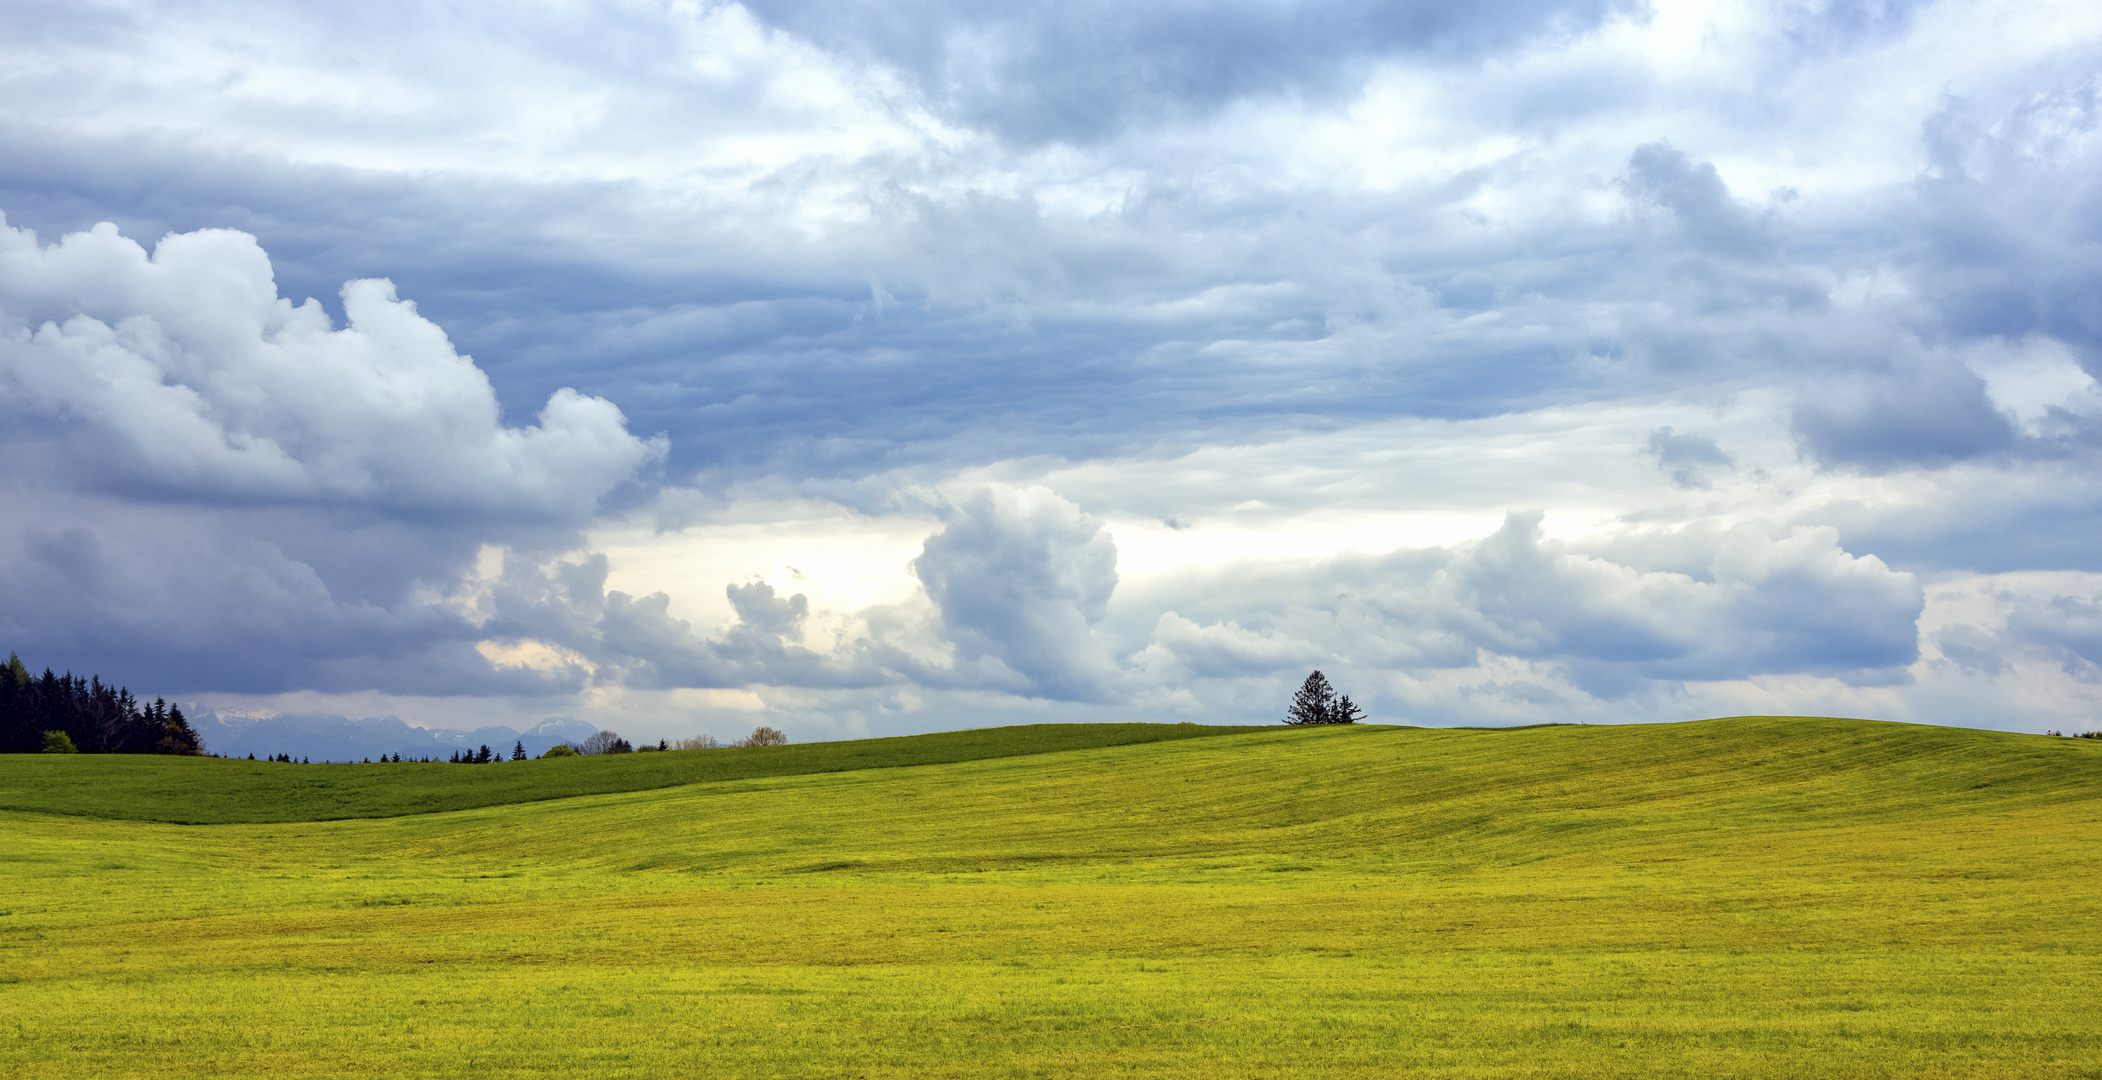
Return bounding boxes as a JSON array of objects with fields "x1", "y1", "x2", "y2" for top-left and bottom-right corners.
[{"x1": 187, "y1": 712, "x2": 604, "y2": 763}]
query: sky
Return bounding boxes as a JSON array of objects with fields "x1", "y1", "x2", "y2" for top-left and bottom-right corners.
[{"x1": 2, "y1": 0, "x2": 2100, "y2": 745}]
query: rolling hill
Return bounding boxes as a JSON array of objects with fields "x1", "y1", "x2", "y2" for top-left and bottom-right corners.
[{"x1": 2, "y1": 716, "x2": 2097, "y2": 1078}]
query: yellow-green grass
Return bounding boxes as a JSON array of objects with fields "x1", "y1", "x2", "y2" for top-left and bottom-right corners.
[
  {"x1": 3, "y1": 716, "x2": 2100, "y2": 1078},
  {"x1": 0, "y1": 722, "x2": 1269, "y2": 824}
]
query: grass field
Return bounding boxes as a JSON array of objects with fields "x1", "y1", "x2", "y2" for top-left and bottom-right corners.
[
  {"x1": 0, "y1": 721, "x2": 1268, "y2": 824},
  {"x1": 2, "y1": 716, "x2": 2099, "y2": 1078}
]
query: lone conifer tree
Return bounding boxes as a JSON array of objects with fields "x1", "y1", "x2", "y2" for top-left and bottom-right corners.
[
  {"x1": 1284, "y1": 671, "x2": 1364, "y2": 725},
  {"x1": 1286, "y1": 671, "x2": 1337, "y2": 725}
]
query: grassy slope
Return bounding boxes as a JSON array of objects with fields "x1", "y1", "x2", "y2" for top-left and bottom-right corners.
[
  {"x1": 0, "y1": 721, "x2": 1269, "y2": 823},
  {"x1": 3, "y1": 716, "x2": 2100, "y2": 1078}
]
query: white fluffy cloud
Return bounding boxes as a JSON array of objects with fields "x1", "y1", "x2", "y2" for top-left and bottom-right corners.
[
  {"x1": 911, "y1": 485, "x2": 1123, "y2": 700},
  {"x1": 0, "y1": 217, "x2": 660, "y2": 519}
]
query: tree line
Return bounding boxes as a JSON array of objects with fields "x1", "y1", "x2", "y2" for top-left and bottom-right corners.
[
  {"x1": 1, "y1": 653, "x2": 204, "y2": 755},
  {"x1": 250, "y1": 743, "x2": 537, "y2": 764},
  {"x1": 4, "y1": 651, "x2": 798, "y2": 761},
  {"x1": 245, "y1": 728, "x2": 791, "y2": 764}
]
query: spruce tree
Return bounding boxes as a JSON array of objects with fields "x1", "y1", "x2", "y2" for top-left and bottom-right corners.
[
  {"x1": 158, "y1": 703, "x2": 204, "y2": 756},
  {"x1": 0, "y1": 653, "x2": 32, "y2": 753},
  {"x1": 1285, "y1": 671, "x2": 1338, "y2": 725},
  {"x1": 1284, "y1": 671, "x2": 1366, "y2": 725}
]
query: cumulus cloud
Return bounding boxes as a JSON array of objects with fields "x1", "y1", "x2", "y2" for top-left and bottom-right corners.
[
  {"x1": 0, "y1": 216, "x2": 662, "y2": 519},
  {"x1": 1137, "y1": 613, "x2": 1327, "y2": 681},
  {"x1": 1439, "y1": 515, "x2": 1921, "y2": 685},
  {"x1": 1934, "y1": 588, "x2": 2102, "y2": 684},
  {"x1": 911, "y1": 486, "x2": 1123, "y2": 700},
  {"x1": 0, "y1": 217, "x2": 663, "y2": 697},
  {"x1": 726, "y1": 578, "x2": 811, "y2": 640},
  {"x1": 1143, "y1": 513, "x2": 1923, "y2": 699},
  {"x1": 431, "y1": 485, "x2": 1125, "y2": 702}
]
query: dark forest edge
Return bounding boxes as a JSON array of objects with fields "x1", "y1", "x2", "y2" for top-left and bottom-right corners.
[{"x1": 1, "y1": 653, "x2": 204, "y2": 756}]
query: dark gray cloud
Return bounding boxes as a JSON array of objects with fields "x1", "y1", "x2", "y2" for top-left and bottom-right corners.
[
  {"x1": 1625, "y1": 143, "x2": 1774, "y2": 259},
  {"x1": 0, "y1": 502, "x2": 569, "y2": 696},
  {"x1": 1912, "y1": 62, "x2": 2102, "y2": 374},
  {"x1": 1778, "y1": 0, "x2": 1932, "y2": 53},
  {"x1": 1921, "y1": 585, "x2": 2102, "y2": 687},
  {"x1": 1646, "y1": 426, "x2": 1734, "y2": 488},
  {"x1": 2005, "y1": 592, "x2": 2102, "y2": 681},
  {"x1": 743, "y1": 0, "x2": 1646, "y2": 144},
  {"x1": 1791, "y1": 358, "x2": 2017, "y2": 471},
  {"x1": 1935, "y1": 623, "x2": 2008, "y2": 677}
]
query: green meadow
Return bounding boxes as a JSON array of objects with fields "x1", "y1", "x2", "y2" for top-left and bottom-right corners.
[{"x1": 2, "y1": 716, "x2": 2099, "y2": 1078}]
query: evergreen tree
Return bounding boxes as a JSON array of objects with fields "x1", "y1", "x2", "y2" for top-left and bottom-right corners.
[
  {"x1": 0, "y1": 653, "x2": 32, "y2": 753},
  {"x1": 1284, "y1": 671, "x2": 1365, "y2": 725},
  {"x1": 1285, "y1": 671, "x2": 1338, "y2": 725},
  {"x1": 0, "y1": 654, "x2": 207, "y2": 755},
  {"x1": 157, "y1": 702, "x2": 204, "y2": 756},
  {"x1": 510, "y1": 741, "x2": 527, "y2": 762}
]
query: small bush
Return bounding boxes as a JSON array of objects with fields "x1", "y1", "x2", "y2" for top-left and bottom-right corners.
[
  {"x1": 735, "y1": 726, "x2": 788, "y2": 748},
  {"x1": 538, "y1": 744, "x2": 580, "y2": 759},
  {"x1": 41, "y1": 730, "x2": 78, "y2": 754},
  {"x1": 674, "y1": 734, "x2": 720, "y2": 750}
]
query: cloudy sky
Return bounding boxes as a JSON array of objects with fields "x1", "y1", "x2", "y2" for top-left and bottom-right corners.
[{"x1": 3, "y1": 0, "x2": 2099, "y2": 744}]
